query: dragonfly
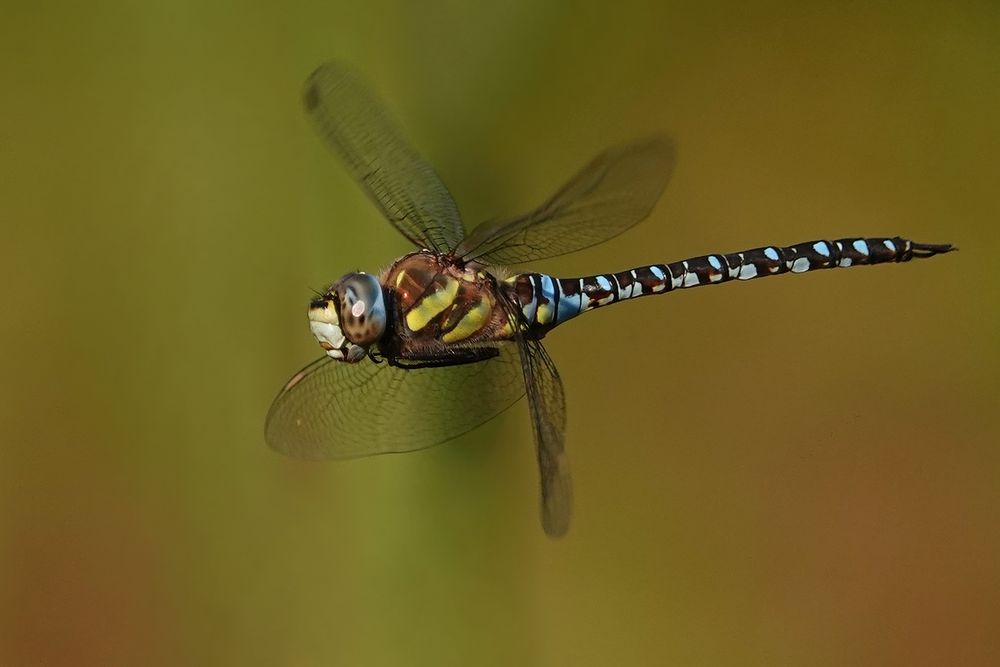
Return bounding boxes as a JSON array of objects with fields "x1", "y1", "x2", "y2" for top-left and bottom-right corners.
[{"x1": 266, "y1": 62, "x2": 954, "y2": 537}]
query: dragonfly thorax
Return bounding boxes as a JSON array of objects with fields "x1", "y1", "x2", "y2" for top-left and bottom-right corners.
[{"x1": 308, "y1": 272, "x2": 386, "y2": 362}]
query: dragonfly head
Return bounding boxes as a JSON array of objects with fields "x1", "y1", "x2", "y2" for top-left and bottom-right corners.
[{"x1": 308, "y1": 272, "x2": 387, "y2": 362}]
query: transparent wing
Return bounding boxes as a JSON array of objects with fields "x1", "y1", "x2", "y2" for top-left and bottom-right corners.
[
  {"x1": 522, "y1": 337, "x2": 572, "y2": 538},
  {"x1": 304, "y1": 62, "x2": 466, "y2": 252},
  {"x1": 497, "y1": 297, "x2": 573, "y2": 537},
  {"x1": 265, "y1": 346, "x2": 524, "y2": 460},
  {"x1": 456, "y1": 136, "x2": 675, "y2": 265}
]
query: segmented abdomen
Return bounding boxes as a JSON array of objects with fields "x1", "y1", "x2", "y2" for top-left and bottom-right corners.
[{"x1": 504, "y1": 236, "x2": 953, "y2": 335}]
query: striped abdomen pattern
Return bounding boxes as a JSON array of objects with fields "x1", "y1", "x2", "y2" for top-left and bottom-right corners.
[{"x1": 504, "y1": 236, "x2": 953, "y2": 335}]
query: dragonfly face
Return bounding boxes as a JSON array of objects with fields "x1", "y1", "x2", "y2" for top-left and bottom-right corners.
[{"x1": 308, "y1": 272, "x2": 386, "y2": 362}]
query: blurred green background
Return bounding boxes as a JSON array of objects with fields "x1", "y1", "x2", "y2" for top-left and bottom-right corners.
[{"x1": 3, "y1": 1, "x2": 998, "y2": 665}]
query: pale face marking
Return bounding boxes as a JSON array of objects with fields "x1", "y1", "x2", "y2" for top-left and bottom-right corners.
[
  {"x1": 309, "y1": 320, "x2": 346, "y2": 359},
  {"x1": 351, "y1": 300, "x2": 366, "y2": 317}
]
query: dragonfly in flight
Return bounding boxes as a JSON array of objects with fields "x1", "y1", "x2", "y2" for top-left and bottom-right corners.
[{"x1": 266, "y1": 62, "x2": 954, "y2": 537}]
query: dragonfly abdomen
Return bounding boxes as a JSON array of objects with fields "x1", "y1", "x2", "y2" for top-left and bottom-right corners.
[{"x1": 506, "y1": 236, "x2": 954, "y2": 334}]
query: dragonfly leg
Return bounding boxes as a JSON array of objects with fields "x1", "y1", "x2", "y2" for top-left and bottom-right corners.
[{"x1": 388, "y1": 347, "x2": 500, "y2": 370}]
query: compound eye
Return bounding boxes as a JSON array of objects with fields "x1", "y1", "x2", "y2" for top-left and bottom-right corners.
[{"x1": 337, "y1": 273, "x2": 386, "y2": 346}]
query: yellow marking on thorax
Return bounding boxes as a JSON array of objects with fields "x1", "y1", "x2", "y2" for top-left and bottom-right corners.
[
  {"x1": 441, "y1": 298, "x2": 492, "y2": 343},
  {"x1": 499, "y1": 315, "x2": 530, "y2": 339},
  {"x1": 535, "y1": 302, "x2": 553, "y2": 325},
  {"x1": 405, "y1": 277, "x2": 460, "y2": 331},
  {"x1": 394, "y1": 270, "x2": 408, "y2": 288}
]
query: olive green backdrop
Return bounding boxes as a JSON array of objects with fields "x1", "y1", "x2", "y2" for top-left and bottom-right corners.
[{"x1": 2, "y1": 1, "x2": 998, "y2": 665}]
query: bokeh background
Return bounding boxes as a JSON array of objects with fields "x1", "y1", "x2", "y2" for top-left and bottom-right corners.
[{"x1": 3, "y1": 1, "x2": 998, "y2": 665}]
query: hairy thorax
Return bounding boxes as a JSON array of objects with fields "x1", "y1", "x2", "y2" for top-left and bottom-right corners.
[{"x1": 381, "y1": 251, "x2": 513, "y2": 355}]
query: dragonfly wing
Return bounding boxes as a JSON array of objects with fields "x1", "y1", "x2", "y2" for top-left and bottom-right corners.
[
  {"x1": 265, "y1": 345, "x2": 524, "y2": 460},
  {"x1": 495, "y1": 295, "x2": 573, "y2": 537},
  {"x1": 519, "y1": 336, "x2": 572, "y2": 537},
  {"x1": 456, "y1": 136, "x2": 675, "y2": 265},
  {"x1": 304, "y1": 62, "x2": 466, "y2": 252}
]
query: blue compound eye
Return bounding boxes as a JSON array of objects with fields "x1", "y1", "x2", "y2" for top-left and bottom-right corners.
[{"x1": 336, "y1": 273, "x2": 386, "y2": 347}]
